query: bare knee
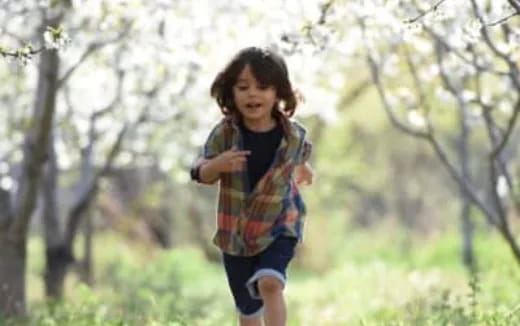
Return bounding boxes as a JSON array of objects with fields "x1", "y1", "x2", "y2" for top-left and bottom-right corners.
[
  {"x1": 258, "y1": 276, "x2": 283, "y2": 297},
  {"x1": 239, "y1": 316, "x2": 262, "y2": 326}
]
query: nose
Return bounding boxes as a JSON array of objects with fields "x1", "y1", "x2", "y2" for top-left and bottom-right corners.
[{"x1": 247, "y1": 87, "x2": 259, "y2": 97}]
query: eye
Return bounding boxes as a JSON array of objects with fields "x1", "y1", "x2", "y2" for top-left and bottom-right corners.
[
  {"x1": 236, "y1": 85, "x2": 248, "y2": 91},
  {"x1": 258, "y1": 84, "x2": 270, "y2": 90}
]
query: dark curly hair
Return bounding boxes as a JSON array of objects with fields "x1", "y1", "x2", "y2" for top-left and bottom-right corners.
[{"x1": 210, "y1": 47, "x2": 301, "y2": 120}]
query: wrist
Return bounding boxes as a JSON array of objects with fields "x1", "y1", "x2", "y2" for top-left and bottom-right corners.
[{"x1": 199, "y1": 159, "x2": 221, "y2": 183}]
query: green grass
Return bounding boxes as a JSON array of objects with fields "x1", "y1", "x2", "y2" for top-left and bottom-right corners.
[{"x1": 2, "y1": 227, "x2": 520, "y2": 325}]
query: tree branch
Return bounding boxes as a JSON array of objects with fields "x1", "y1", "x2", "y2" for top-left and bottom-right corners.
[
  {"x1": 318, "y1": 0, "x2": 335, "y2": 25},
  {"x1": 492, "y1": 99, "x2": 520, "y2": 159},
  {"x1": 56, "y1": 23, "x2": 132, "y2": 89},
  {"x1": 0, "y1": 46, "x2": 44, "y2": 58},
  {"x1": 507, "y1": 0, "x2": 520, "y2": 14},
  {"x1": 358, "y1": 16, "x2": 430, "y2": 138},
  {"x1": 488, "y1": 11, "x2": 520, "y2": 26},
  {"x1": 56, "y1": 43, "x2": 100, "y2": 89},
  {"x1": 402, "y1": 44, "x2": 433, "y2": 116},
  {"x1": 99, "y1": 125, "x2": 128, "y2": 177},
  {"x1": 470, "y1": 0, "x2": 520, "y2": 90},
  {"x1": 425, "y1": 133, "x2": 496, "y2": 219},
  {"x1": 424, "y1": 26, "x2": 508, "y2": 76},
  {"x1": 363, "y1": 12, "x2": 498, "y2": 224},
  {"x1": 404, "y1": 0, "x2": 451, "y2": 24}
]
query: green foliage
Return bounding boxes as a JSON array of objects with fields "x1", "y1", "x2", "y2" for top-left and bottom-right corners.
[{"x1": 3, "y1": 229, "x2": 520, "y2": 326}]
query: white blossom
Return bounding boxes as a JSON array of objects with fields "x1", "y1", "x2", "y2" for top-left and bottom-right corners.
[
  {"x1": 433, "y1": 8, "x2": 448, "y2": 22},
  {"x1": 402, "y1": 22, "x2": 423, "y2": 38},
  {"x1": 497, "y1": 175, "x2": 509, "y2": 198},
  {"x1": 498, "y1": 101, "x2": 513, "y2": 115},
  {"x1": 397, "y1": 87, "x2": 414, "y2": 106},
  {"x1": 407, "y1": 110, "x2": 426, "y2": 128},
  {"x1": 43, "y1": 26, "x2": 71, "y2": 51},
  {"x1": 15, "y1": 46, "x2": 34, "y2": 67},
  {"x1": 462, "y1": 19, "x2": 482, "y2": 44},
  {"x1": 461, "y1": 90, "x2": 476, "y2": 102},
  {"x1": 0, "y1": 176, "x2": 13, "y2": 191}
]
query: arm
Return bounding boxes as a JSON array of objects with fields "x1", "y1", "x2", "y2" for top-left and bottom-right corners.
[
  {"x1": 192, "y1": 158, "x2": 219, "y2": 185},
  {"x1": 193, "y1": 147, "x2": 251, "y2": 185}
]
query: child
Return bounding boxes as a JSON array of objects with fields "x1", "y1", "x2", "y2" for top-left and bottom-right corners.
[{"x1": 190, "y1": 46, "x2": 313, "y2": 326}]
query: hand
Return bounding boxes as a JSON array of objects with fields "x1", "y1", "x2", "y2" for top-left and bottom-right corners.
[
  {"x1": 212, "y1": 146, "x2": 251, "y2": 173},
  {"x1": 294, "y1": 162, "x2": 313, "y2": 186}
]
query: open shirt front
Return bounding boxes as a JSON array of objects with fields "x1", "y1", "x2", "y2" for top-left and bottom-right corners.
[{"x1": 193, "y1": 116, "x2": 312, "y2": 256}]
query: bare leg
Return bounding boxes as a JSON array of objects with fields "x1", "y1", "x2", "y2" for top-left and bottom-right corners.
[
  {"x1": 258, "y1": 276, "x2": 286, "y2": 326},
  {"x1": 239, "y1": 316, "x2": 262, "y2": 326}
]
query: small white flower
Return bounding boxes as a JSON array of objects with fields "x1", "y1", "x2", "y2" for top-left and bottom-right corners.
[
  {"x1": 461, "y1": 90, "x2": 476, "y2": 102},
  {"x1": 402, "y1": 22, "x2": 423, "y2": 36},
  {"x1": 498, "y1": 101, "x2": 513, "y2": 114},
  {"x1": 463, "y1": 19, "x2": 482, "y2": 44},
  {"x1": 433, "y1": 8, "x2": 447, "y2": 22},
  {"x1": 44, "y1": 30, "x2": 57, "y2": 49},
  {"x1": 497, "y1": 175, "x2": 509, "y2": 198},
  {"x1": 408, "y1": 110, "x2": 426, "y2": 128},
  {"x1": 0, "y1": 176, "x2": 13, "y2": 190},
  {"x1": 15, "y1": 46, "x2": 34, "y2": 67},
  {"x1": 397, "y1": 87, "x2": 415, "y2": 106},
  {"x1": 43, "y1": 26, "x2": 71, "y2": 51},
  {"x1": 496, "y1": 42, "x2": 511, "y2": 54}
]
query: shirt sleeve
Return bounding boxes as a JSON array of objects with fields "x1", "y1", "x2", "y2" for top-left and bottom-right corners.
[
  {"x1": 201, "y1": 122, "x2": 225, "y2": 160},
  {"x1": 293, "y1": 122, "x2": 312, "y2": 165},
  {"x1": 299, "y1": 138, "x2": 312, "y2": 164},
  {"x1": 190, "y1": 122, "x2": 225, "y2": 181}
]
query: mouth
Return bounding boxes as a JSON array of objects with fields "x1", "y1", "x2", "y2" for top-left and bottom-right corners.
[{"x1": 245, "y1": 103, "x2": 262, "y2": 110}]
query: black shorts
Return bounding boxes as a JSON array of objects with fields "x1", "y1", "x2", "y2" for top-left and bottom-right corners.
[{"x1": 222, "y1": 236, "x2": 298, "y2": 319}]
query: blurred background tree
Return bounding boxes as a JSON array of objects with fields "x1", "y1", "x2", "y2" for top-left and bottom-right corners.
[{"x1": 290, "y1": 0, "x2": 520, "y2": 271}]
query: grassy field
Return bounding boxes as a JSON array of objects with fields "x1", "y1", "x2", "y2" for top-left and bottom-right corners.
[{"x1": 2, "y1": 226, "x2": 520, "y2": 326}]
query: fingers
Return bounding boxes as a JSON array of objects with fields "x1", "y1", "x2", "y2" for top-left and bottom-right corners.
[
  {"x1": 229, "y1": 158, "x2": 247, "y2": 171},
  {"x1": 216, "y1": 147, "x2": 249, "y2": 172},
  {"x1": 295, "y1": 169, "x2": 313, "y2": 186},
  {"x1": 296, "y1": 176, "x2": 312, "y2": 185},
  {"x1": 228, "y1": 146, "x2": 251, "y2": 157}
]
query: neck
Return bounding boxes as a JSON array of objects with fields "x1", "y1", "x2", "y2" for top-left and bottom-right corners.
[{"x1": 242, "y1": 117, "x2": 276, "y2": 132}]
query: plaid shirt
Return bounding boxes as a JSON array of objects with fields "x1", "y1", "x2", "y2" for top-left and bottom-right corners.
[{"x1": 192, "y1": 116, "x2": 312, "y2": 256}]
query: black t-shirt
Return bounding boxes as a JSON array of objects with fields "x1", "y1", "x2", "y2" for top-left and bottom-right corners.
[{"x1": 240, "y1": 121, "x2": 283, "y2": 192}]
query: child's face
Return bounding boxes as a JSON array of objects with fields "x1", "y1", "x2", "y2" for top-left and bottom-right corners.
[{"x1": 232, "y1": 64, "x2": 278, "y2": 129}]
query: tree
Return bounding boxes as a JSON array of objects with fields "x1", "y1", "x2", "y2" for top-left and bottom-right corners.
[
  {"x1": 2, "y1": 0, "x2": 295, "y2": 313},
  {"x1": 296, "y1": 0, "x2": 520, "y2": 267},
  {"x1": 0, "y1": 2, "x2": 67, "y2": 315}
]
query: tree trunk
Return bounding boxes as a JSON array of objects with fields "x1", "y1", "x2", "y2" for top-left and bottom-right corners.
[
  {"x1": 0, "y1": 13, "x2": 62, "y2": 316},
  {"x1": 79, "y1": 210, "x2": 94, "y2": 286},
  {"x1": 498, "y1": 219, "x2": 520, "y2": 264},
  {"x1": 457, "y1": 105, "x2": 476, "y2": 271},
  {"x1": 44, "y1": 245, "x2": 73, "y2": 299},
  {"x1": 460, "y1": 201, "x2": 475, "y2": 271},
  {"x1": 41, "y1": 134, "x2": 73, "y2": 298},
  {"x1": 0, "y1": 236, "x2": 26, "y2": 317}
]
